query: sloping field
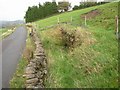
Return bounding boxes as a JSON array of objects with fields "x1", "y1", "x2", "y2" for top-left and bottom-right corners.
[
  {"x1": 35, "y1": 2, "x2": 118, "y2": 30},
  {"x1": 35, "y1": 2, "x2": 118, "y2": 88}
]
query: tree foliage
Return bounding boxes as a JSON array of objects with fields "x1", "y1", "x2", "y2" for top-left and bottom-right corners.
[
  {"x1": 25, "y1": 1, "x2": 109, "y2": 22},
  {"x1": 25, "y1": 1, "x2": 58, "y2": 23},
  {"x1": 58, "y1": 1, "x2": 71, "y2": 12},
  {"x1": 73, "y1": 1, "x2": 109, "y2": 10}
]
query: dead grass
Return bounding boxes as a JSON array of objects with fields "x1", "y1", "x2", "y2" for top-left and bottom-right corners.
[{"x1": 76, "y1": 27, "x2": 96, "y2": 46}]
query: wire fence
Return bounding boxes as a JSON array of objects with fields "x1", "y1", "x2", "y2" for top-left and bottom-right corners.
[
  {"x1": 38, "y1": 19, "x2": 88, "y2": 31},
  {"x1": 37, "y1": 15, "x2": 119, "y2": 39}
]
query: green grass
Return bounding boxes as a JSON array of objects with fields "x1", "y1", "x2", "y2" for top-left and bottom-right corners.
[
  {"x1": 0, "y1": 28, "x2": 14, "y2": 40},
  {"x1": 34, "y1": 2, "x2": 118, "y2": 88},
  {"x1": 0, "y1": 28, "x2": 8, "y2": 39},
  {"x1": 38, "y1": 25, "x2": 118, "y2": 88},
  {"x1": 10, "y1": 57, "x2": 28, "y2": 88},
  {"x1": 0, "y1": 28, "x2": 7, "y2": 34},
  {"x1": 86, "y1": 2, "x2": 118, "y2": 30},
  {"x1": 35, "y1": 2, "x2": 118, "y2": 29}
]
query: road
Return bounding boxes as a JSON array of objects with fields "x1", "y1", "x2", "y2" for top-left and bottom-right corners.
[{"x1": 0, "y1": 26, "x2": 27, "y2": 88}]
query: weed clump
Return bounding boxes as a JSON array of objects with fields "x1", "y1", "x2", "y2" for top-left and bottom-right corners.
[
  {"x1": 59, "y1": 25, "x2": 95, "y2": 50},
  {"x1": 60, "y1": 27, "x2": 77, "y2": 49}
]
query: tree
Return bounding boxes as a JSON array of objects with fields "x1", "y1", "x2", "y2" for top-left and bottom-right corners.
[
  {"x1": 25, "y1": 1, "x2": 58, "y2": 23},
  {"x1": 38, "y1": 3, "x2": 44, "y2": 19},
  {"x1": 58, "y1": 1, "x2": 71, "y2": 12},
  {"x1": 43, "y1": 2, "x2": 58, "y2": 17},
  {"x1": 73, "y1": 5, "x2": 79, "y2": 10},
  {"x1": 25, "y1": 7, "x2": 33, "y2": 22},
  {"x1": 51, "y1": 2, "x2": 58, "y2": 14}
]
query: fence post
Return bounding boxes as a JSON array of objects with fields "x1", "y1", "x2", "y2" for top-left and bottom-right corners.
[
  {"x1": 71, "y1": 16, "x2": 73, "y2": 23},
  {"x1": 57, "y1": 17, "x2": 60, "y2": 24},
  {"x1": 115, "y1": 15, "x2": 119, "y2": 39},
  {"x1": 85, "y1": 15, "x2": 87, "y2": 26}
]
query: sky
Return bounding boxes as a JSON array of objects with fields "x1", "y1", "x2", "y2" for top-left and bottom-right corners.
[{"x1": 0, "y1": 0, "x2": 104, "y2": 21}]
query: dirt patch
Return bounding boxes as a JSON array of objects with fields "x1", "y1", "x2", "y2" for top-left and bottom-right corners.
[{"x1": 81, "y1": 9, "x2": 101, "y2": 20}]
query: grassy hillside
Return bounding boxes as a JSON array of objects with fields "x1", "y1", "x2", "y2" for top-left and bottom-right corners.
[
  {"x1": 34, "y1": 2, "x2": 118, "y2": 88},
  {"x1": 35, "y1": 2, "x2": 118, "y2": 30}
]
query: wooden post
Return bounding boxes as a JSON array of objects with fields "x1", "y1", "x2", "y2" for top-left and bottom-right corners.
[
  {"x1": 58, "y1": 17, "x2": 60, "y2": 24},
  {"x1": 115, "y1": 15, "x2": 119, "y2": 39},
  {"x1": 71, "y1": 16, "x2": 73, "y2": 23},
  {"x1": 85, "y1": 15, "x2": 87, "y2": 26},
  {"x1": 116, "y1": 15, "x2": 118, "y2": 33}
]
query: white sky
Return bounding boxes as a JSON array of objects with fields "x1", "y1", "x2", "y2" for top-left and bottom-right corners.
[{"x1": 0, "y1": 0, "x2": 103, "y2": 21}]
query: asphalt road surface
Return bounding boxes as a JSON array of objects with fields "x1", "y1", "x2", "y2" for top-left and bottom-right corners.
[{"x1": 0, "y1": 26, "x2": 27, "y2": 88}]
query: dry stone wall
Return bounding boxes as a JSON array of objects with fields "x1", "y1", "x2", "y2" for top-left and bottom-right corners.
[{"x1": 25, "y1": 27, "x2": 47, "y2": 88}]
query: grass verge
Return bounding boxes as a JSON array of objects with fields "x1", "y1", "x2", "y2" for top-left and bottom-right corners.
[
  {"x1": 0, "y1": 28, "x2": 15, "y2": 40},
  {"x1": 10, "y1": 30, "x2": 35, "y2": 88}
]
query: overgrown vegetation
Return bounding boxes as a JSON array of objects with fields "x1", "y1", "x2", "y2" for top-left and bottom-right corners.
[
  {"x1": 38, "y1": 24, "x2": 117, "y2": 88},
  {"x1": 10, "y1": 31, "x2": 35, "y2": 88},
  {"x1": 35, "y1": 2, "x2": 118, "y2": 88}
]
